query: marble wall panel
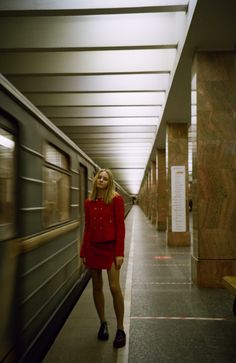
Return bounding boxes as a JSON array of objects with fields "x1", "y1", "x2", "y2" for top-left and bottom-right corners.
[
  {"x1": 150, "y1": 160, "x2": 157, "y2": 224},
  {"x1": 157, "y1": 149, "x2": 167, "y2": 230},
  {"x1": 147, "y1": 169, "x2": 152, "y2": 220},
  {"x1": 192, "y1": 256, "x2": 236, "y2": 288},
  {"x1": 192, "y1": 51, "x2": 236, "y2": 286}
]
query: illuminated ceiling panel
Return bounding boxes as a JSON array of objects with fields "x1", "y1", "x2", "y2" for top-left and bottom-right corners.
[{"x1": 0, "y1": 0, "x2": 190, "y2": 194}]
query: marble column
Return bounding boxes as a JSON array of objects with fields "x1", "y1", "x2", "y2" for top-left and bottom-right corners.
[
  {"x1": 156, "y1": 149, "x2": 167, "y2": 231},
  {"x1": 147, "y1": 169, "x2": 152, "y2": 220},
  {"x1": 191, "y1": 51, "x2": 236, "y2": 287},
  {"x1": 166, "y1": 123, "x2": 190, "y2": 246},
  {"x1": 139, "y1": 174, "x2": 148, "y2": 216},
  {"x1": 151, "y1": 160, "x2": 157, "y2": 224}
]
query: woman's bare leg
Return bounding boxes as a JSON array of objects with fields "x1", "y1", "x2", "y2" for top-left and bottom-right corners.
[
  {"x1": 91, "y1": 269, "x2": 106, "y2": 322},
  {"x1": 107, "y1": 263, "x2": 124, "y2": 330}
]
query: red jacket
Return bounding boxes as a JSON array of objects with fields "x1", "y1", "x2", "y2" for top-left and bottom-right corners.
[{"x1": 80, "y1": 194, "x2": 125, "y2": 257}]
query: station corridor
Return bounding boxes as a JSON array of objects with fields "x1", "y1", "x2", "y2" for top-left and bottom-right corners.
[{"x1": 1, "y1": 2, "x2": 236, "y2": 362}]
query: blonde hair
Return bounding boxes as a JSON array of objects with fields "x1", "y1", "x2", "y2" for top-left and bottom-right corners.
[{"x1": 89, "y1": 169, "x2": 117, "y2": 204}]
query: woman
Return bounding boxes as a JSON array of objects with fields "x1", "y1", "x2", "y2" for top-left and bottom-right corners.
[{"x1": 80, "y1": 169, "x2": 126, "y2": 349}]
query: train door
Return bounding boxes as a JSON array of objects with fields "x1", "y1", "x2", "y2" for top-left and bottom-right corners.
[
  {"x1": 79, "y1": 163, "x2": 88, "y2": 242},
  {"x1": 0, "y1": 112, "x2": 18, "y2": 362}
]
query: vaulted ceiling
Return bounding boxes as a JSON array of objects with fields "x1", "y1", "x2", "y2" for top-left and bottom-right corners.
[{"x1": 0, "y1": 0, "x2": 235, "y2": 195}]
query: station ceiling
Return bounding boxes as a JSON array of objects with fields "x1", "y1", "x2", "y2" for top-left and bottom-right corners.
[{"x1": 0, "y1": 0, "x2": 235, "y2": 195}]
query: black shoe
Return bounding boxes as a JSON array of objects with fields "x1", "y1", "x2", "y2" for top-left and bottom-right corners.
[
  {"x1": 113, "y1": 329, "x2": 126, "y2": 348},
  {"x1": 97, "y1": 322, "x2": 109, "y2": 341}
]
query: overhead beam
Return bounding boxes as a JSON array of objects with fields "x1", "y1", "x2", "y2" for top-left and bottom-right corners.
[
  {"x1": 0, "y1": 50, "x2": 176, "y2": 74},
  {"x1": 38, "y1": 105, "x2": 162, "y2": 118},
  {"x1": 71, "y1": 138, "x2": 153, "y2": 144},
  {"x1": 7, "y1": 74, "x2": 170, "y2": 92},
  {"x1": 66, "y1": 132, "x2": 154, "y2": 139},
  {"x1": 26, "y1": 92, "x2": 165, "y2": 106},
  {"x1": 52, "y1": 118, "x2": 159, "y2": 126},
  {"x1": 0, "y1": 14, "x2": 181, "y2": 50},
  {"x1": 59, "y1": 126, "x2": 156, "y2": 133},
  {"x1": 0, "y1": 0, "x2": 188, "y2": 16}
]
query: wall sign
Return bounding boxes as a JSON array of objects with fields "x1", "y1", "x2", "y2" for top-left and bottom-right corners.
[{"x1": 171, "y1": 166, "x2": 186, "y2": 232}]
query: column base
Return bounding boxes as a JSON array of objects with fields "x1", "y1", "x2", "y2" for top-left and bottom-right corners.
[
  {"x1": 191, "y1": 256, "x2": 236, "y2": 287},
  {"x1": 151, "y1": 213, "x2": 156, "y2": 225},
  {"x1": 157, "y1": 221, "x2": 166, "y2": 231},
  {"x1": 167, "y1": 231, "x2": 190, "y2": 246}
]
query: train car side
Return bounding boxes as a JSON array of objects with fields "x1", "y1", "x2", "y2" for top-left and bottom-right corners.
[{"x1": 0, "y1": 76, "x2": 132, "y2": 363}]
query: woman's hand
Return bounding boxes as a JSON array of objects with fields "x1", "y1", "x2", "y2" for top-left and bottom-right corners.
[
  {"x1": 81, "y1": 257, "x2": 86, "y2": 267},
  {"x1": 115, "y1": 256, "x2": 124, "y2": 270}
]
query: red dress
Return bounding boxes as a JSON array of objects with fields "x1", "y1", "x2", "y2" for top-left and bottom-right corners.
[{"x1": 80, "y1": 194, "x2": 125, "y2": 269}]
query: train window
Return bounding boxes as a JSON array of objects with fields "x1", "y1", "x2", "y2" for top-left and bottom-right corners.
[
  {"x1": 45, "y1": 143, "x2": 69, "y2": 169},
  {"x1": 0, "y1": 127, "x2": 16, "y2": 240},
  {"x1": 43, "y1": 143, "x2": 70, "y2": 228}
]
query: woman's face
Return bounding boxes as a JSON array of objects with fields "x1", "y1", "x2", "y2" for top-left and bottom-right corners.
[{"x1": 96, "y1": 171, "x2": 109, "y2": 190}]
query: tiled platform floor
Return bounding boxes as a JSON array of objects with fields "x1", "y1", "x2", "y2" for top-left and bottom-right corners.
[{"x1": 43, "y1": 206, "x2": 236, "y2": 363}]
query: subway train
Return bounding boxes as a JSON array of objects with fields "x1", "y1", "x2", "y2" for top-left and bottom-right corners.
[{"x1": 0, "y1": 74, "x2": 133, "y2": 363}]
